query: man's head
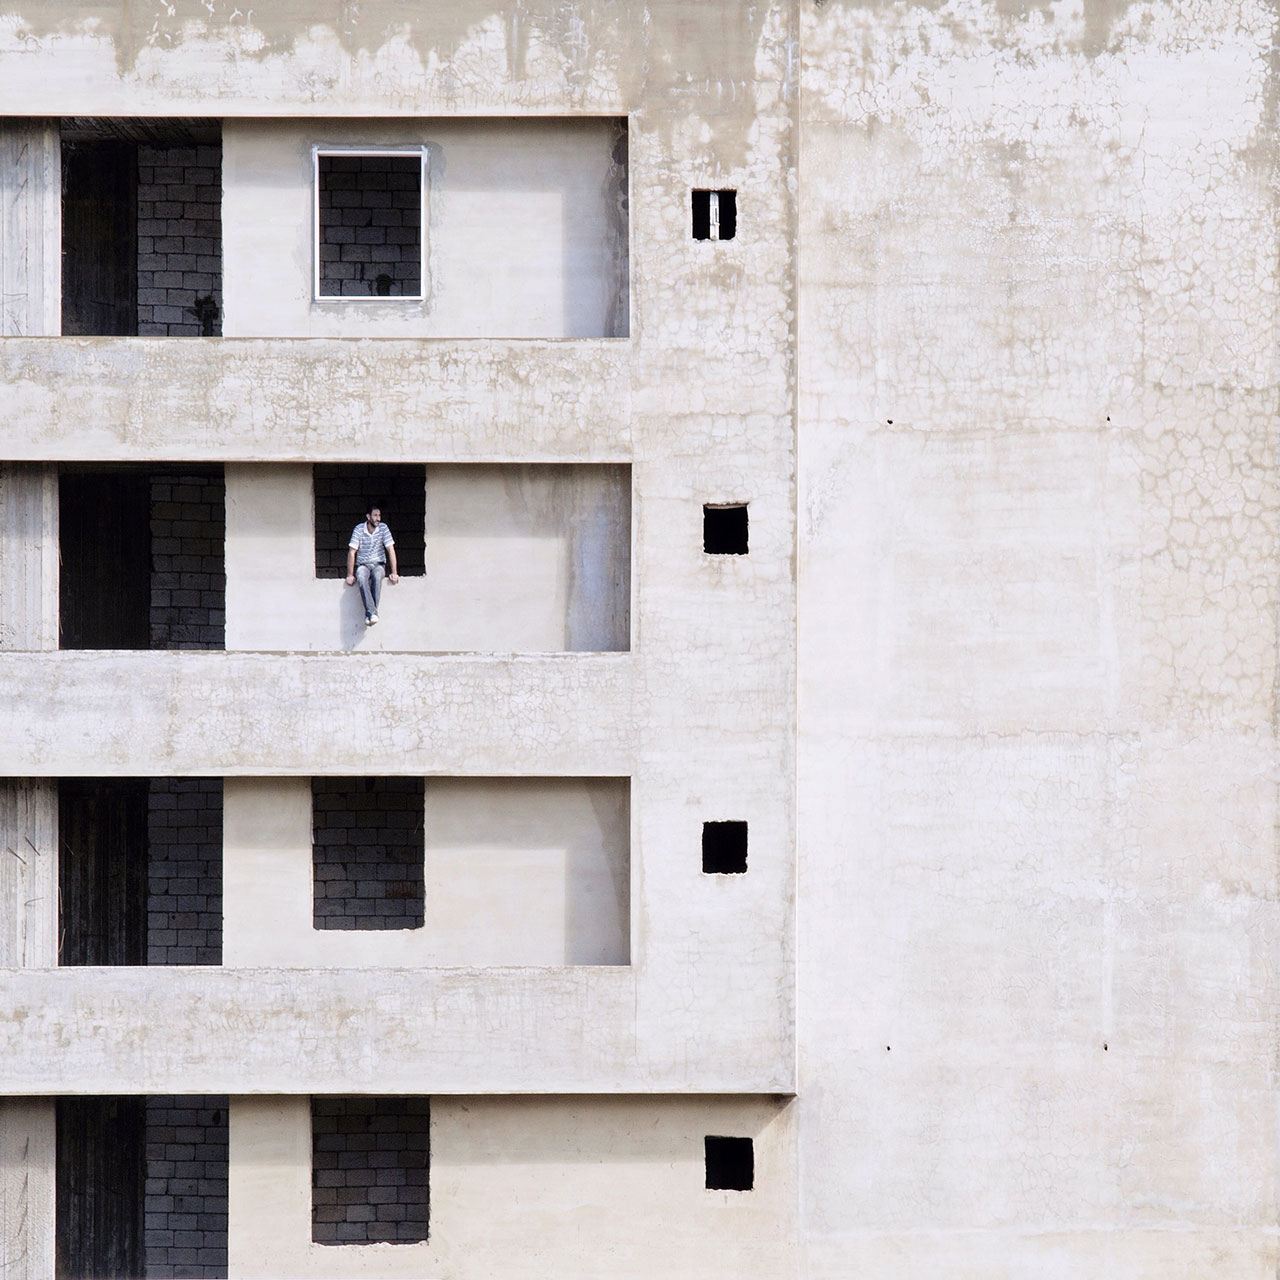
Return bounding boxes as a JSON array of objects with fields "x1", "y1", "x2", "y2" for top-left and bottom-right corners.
[{"x1": 365, "y1": 505, "x2": 382, "y2": 527}]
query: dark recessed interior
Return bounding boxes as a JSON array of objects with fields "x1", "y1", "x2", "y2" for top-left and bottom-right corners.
[
  {"x1": 705, "y1": 1135, "x2": 754, "y2": 1191},
  {"x1": 702, "y1": 820, "x2": 748, "y2": 874},
  {"x1": 703, "y1": 504, "x2": 749, "y2": 556}
]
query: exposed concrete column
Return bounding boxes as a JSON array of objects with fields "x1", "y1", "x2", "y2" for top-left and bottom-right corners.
[
  {"x1": 0, "y1": 1100, "x2": 56, "y2": 1280},
  {"x1": 0, "y1": 779, "x2": 57, "y2": 969},
  {"x1": 0, "y1": 118, "x2": 59, "y2": 336},
  {"x1": 0, "y1": 464, "x2": 59, "y2": 653},
  {"x1": 0, "y1": 782, "x2": 57, "y2": 1280}
]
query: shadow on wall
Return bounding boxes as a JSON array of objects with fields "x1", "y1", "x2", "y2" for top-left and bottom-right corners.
[{"x1": 339, "y1": 575, "x2": 399, "y2": 649}]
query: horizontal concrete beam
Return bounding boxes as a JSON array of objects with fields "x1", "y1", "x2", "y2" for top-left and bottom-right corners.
[
  {"x1": 0, "y1": 338, "x2": 632, "y2": 461},
  {"x1": 0, "y1": 966, "x2": 795, "y2": 1095},
  {"x1": 0, "y1": 651, "x2": 636, "y2": 775}
]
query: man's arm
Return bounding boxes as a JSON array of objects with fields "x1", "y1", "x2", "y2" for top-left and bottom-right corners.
[
  {"x1": 345, "y1": 546, "x2": 356, "y2": 585},
  {"x1": 387, "y1": 538, "x2": 399, "y2": 584}
]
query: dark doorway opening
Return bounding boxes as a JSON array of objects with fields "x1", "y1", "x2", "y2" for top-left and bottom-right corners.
[
  {"x1": 58, "y1": 778, "x2": 224, "y2": 967},
  {"x1": 56, "y1": 1095, "x2": 229, "y2": 1280},
  {"x1": 58, "y1": 466, "x2": 225, "y2": 651},
  {"x1": 61, "y1": 118, "x2": 222, "y2": 337}
]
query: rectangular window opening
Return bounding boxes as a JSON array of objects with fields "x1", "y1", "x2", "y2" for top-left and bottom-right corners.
[
  {"x1": 705, "y1": 1135, "x2": 754, "y2": 1191},
  {"x1": 59, "y1": 464, "x2": 226, "y2": 651},
  {"x1": 313, "y1": 464, "x2": 426, "y2": 579},
  {"x1": 702, "y1": 820, "x2": 748, "y2": 874},
  {"x1": 56, "y1": 1095, "x2": 229, "y2": 1280},
  {"x1": 61, "y1": 118, "x2": 223, "y2": 337},
  {"x1": 703, "y1": 503, "x2": 749, "y2": 556},
  {"x1": 312, "y1": 778, "x2": 426, "y2": 931},
  {"x1": 314, "y1": 150, "x2": 425, "y2": 300},
  {"x1": 312, "y1": 1098, "x2": 430, "y2": 1245},
  {"x1": 691, "y1": 188, "x2": 737, "y2": 241},
  {"x1": 57, "y1": 777, "x2": 224, "y2": 966}
]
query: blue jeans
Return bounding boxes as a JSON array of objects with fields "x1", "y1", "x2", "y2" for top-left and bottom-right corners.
[{"x1": 355, "y1": 562, "x2": 385, "y2": 618}]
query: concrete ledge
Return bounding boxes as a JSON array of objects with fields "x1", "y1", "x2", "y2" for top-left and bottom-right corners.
[
  {"x1": 0, "y1": 966, "x2": 795, "y2": 1095},
  {"x1": 0, "y1": 650, "x2": 635, "y2": 775},
  {"x1": 0, "y1": 337, "x2": 632, "y2": 461}
]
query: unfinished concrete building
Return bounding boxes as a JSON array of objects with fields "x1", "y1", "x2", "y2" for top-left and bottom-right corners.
[{"x1": 1, "y1": 1, "x2": 1278, "y2": 1277}]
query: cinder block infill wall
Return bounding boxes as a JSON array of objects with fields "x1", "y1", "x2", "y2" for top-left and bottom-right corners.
[
  {"x1": 144, "y1": 1095, "x2": 229, "y2": 1279},
  {"x1": 312, "y1": 778, "x2": 425, "y2": 930},
  {"x1": 311, "y1": 1097, "x2": 430, "y2": 1244},
  {"x1": 137, "y1": 143, "x2": 222, "y2": 337},
  {"x1": 147, "y1": 779, "x2": 222, "y2": 965},
  {"x1": 317, "y1": 154, "x2": 421, "y2": 298},
  {"x1": 149, "y1": 471, "x2": 226, "y2": 650}
]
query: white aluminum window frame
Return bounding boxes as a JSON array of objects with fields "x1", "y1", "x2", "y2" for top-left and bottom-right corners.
[{"x1": 312, "y1": 146, "x2": 429, "y2": 303}]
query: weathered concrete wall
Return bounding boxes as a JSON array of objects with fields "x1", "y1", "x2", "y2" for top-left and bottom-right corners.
[
  {"x1": 223, "y1": 118, "x2": 627, "y2": 338},
  {"x1": 229, "y1": 1095, "x2": 793, "y2": 1279},
  {"x1": 797, "y1": 2, "x2": 1280, "y2": 1277},
  {"x1": 225, "y1": 776, "x2": 628, "y2": 966},
  {"x1": 225, "y1": 462, "x2": 630, "y2": 652}
]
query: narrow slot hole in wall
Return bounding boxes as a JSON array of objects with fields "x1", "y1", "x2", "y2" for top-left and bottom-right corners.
[
  {"x1": 312, "y1": 1098, "x2": 430, "y2": 1244},
  {"x1": 316, "y1": 153, "x2": 423, "y2": 299},
  {"x1": 702, "y1": 820, "x2": 748, "y2": 874},
  {"x1": 703, "y1": 504, "x2": 749, "y2": 555},
  {"x1": 61, "y1": 118, "x2": 222, "y2": 337},
  {"x1": 705, "y1": 1135, "x2": 754, "y2": 1191},
  {"x1": 59, "y1": 465, "x2": 226, "y2": 651},
  {"x1": 58, "y1": 777, "x2": 224, "y2": 966},
  {"x1": 56, "y1": 1095, "x2": 229, "y2": 1280},
  {"x1": 691, "y1": 189, "x2": 737, "y2": 241},
  {"x1": 313, "y1": 464, "x2": 426, "y2": 578},
  {"x1": 312, "y1": 778, "x2": 425, "y2": 930}
]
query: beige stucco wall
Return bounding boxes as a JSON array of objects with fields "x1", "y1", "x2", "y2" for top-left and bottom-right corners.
[
  {"x1": 229, "y1": 1095, "x2": 793, "y2": 1279},
  {"x1": 226, "y1": 463, "x2": 630, "y2": 652},
  {"x1": 224, "y1": 776, "x2": 629, "y2": 966},
  {"x1": 222, "y1": 117, "x2": 628, "y2": 339}
]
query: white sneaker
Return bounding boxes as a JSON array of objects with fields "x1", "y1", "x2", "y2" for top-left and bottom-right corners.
[{"x1": 368, "y1": 614, "x2": 379, "y2": 625}]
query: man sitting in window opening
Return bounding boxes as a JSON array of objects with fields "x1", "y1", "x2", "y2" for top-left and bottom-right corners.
[{"x1": 345, "y1": 504, "x2": 400, "y2": 626}]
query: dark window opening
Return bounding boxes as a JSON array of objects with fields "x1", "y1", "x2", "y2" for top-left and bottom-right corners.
[
  {"x1": 61, "y1": 118, "x2": 222, "y2": 337},
  {"x1": 56, "y1": 1095, "x2": 229, "y2": 1280},
  {"x1": 702, "y1": 820, "x2": 748, "y2": 874},
  {"x1": 316, "y1": 153, "x2": 423, "y2": 299},
  {"x1": 691, "y1": 189, "x2": 737, "y2": 241},
  {"x1": 703, "y1": 504, "x2": 749, "y2": 556},
  {"x1": 59, "y1": 465, "x2": 226, "y2": 651},
  {"x1": 312, "y1": 1098, "x2": 430, "y2": 1244},
  {"x1": 705, "y1": 1135, "x2": 754, "y2": 1191},
  {"x1": 312, "y1": 778, "x2": 425, "y2": 931},
  {"x1": 58, "y1": 777, "x2": 224, "y2": 967},
  {"x1": 313, "y1": 464, "x2": 426, "y2": 579}
]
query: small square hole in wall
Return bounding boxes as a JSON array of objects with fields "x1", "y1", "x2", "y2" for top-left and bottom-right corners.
[
  {"x1": 703, "y1": 504, "x2": 749, "y2": 555},
  {"x1": 705, "y1": 1135, "x2": 754, "y2": 1191},
  {"x1": 691, "y1": 189, "x2": 737, "y2": 241},
  {"x1": 702, "y1": 821, "x2": 748, "y2": 874}
]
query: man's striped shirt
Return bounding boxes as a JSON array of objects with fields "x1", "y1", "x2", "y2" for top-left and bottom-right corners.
[{"x1": 348, "y1": 521, "x2": 395, "y2": 567}]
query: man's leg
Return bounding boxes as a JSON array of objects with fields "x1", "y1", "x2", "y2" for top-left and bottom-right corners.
[
  {"x1": 355, "y1": 564, "x2": 376, "y2": 619},
  {"x1": 368, "y1": 563, "x2": 385, "y2": 616}
]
